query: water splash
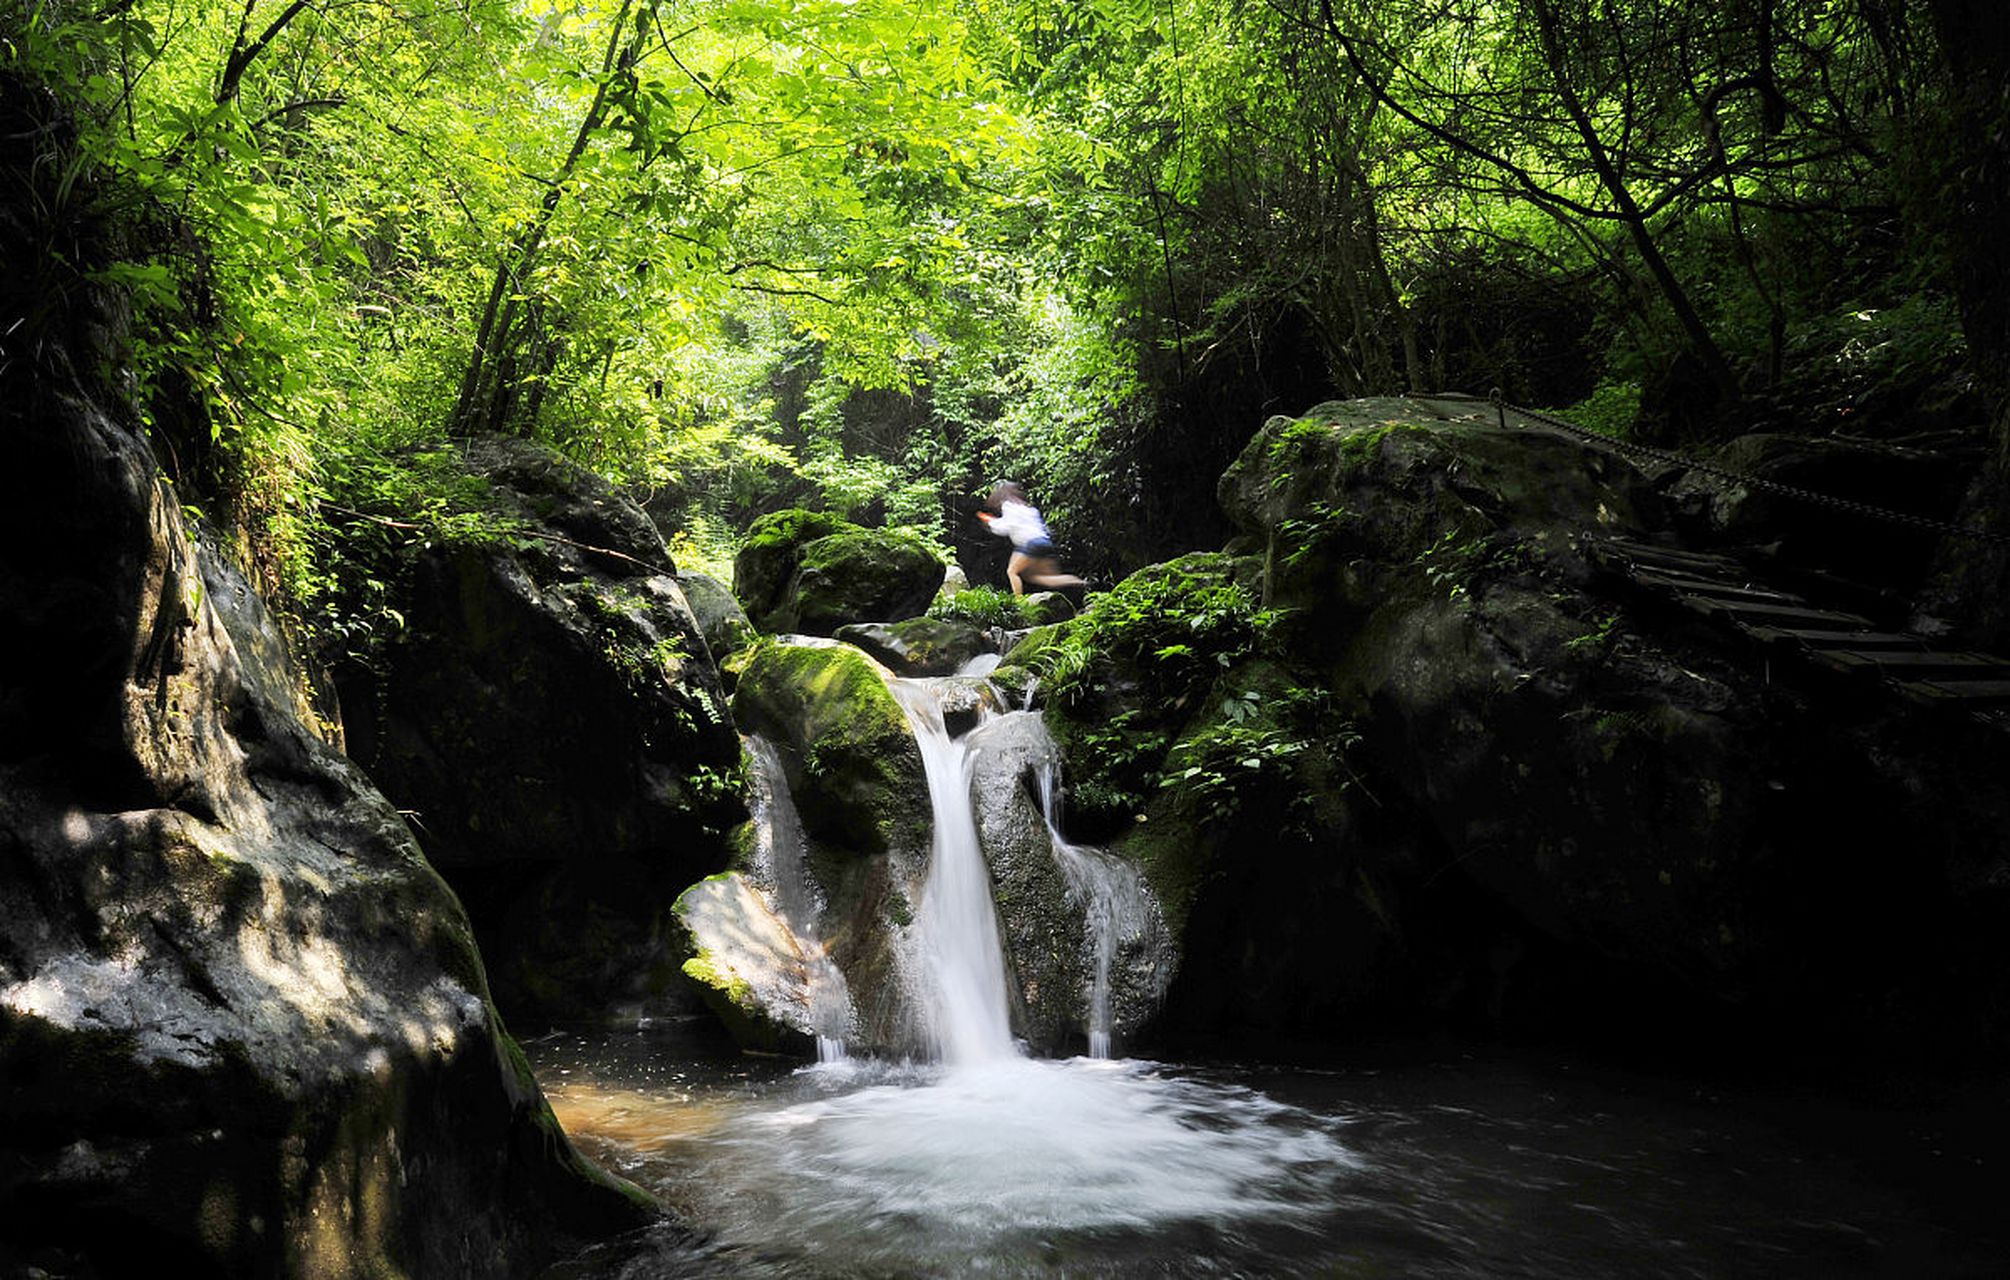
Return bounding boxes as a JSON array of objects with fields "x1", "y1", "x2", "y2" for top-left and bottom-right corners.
[{"x1": 579, "y1": 1054, "x2": 1356, "y2": 1274}]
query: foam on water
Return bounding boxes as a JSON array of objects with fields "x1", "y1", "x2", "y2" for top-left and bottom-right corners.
[{"x1": 683, "y1": 1056, "x2": 1354, "y2": 1258}]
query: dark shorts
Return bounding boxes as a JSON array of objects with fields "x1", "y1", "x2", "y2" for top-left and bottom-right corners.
[{"x1": 1014, "y1": 539, "x2": 1056, "y2": 557}]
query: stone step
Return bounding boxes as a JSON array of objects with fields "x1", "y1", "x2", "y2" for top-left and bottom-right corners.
[
  {"x1": 1743, "y1": 627, "x2": 1924, "y2": 651},
  {"x1": 1686, "y1": 598, "x2": 1876, "y2": 628},
  {"x1": 1814, "y1": 650, "x2": 2010, "y2": 677},
  {"x1": 1894, "y1": 678, "x2": 2010, "y2": 705}
]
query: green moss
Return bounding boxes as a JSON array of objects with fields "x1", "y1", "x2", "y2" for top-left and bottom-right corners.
[
  {"x1": 729, "y1": 643, "x2": 922, "y2": 855},
  {"x1": 742, "y1": 508, "x2": 851, "y2": 553},
  {"x1": 680, "y1": 952, "x2": 753, "y2": 1005}
]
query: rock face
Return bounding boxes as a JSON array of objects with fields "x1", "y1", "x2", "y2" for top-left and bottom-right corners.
[
  {"x1": 835, "y1": 617, "x2": 988, "y2": 676},
  {"x1": 1665, "y1": 431, "x2": 1976, "y2": 601},
  {"x1": 678, "y1": 569, "x2": 756, "y2": 663},
  {"x1": 717, "y1": 642, "x2": 933, "y2": 1049},
  {"x1": 1025, "y1": 399, "x2": 2010, "y2": 1054},
  {"x1": 0, "y1": 294, "x2": 649, "y2": 1274},
  {"x1": 336, "y1": 437, "x2": 744, "y2": 1024},
  {"x1": 964, "y1": 712, "x2": 1175, "y2": 1055},
  {"x1": 733, "y1": 508, "x2": 944, "y2": 636}
]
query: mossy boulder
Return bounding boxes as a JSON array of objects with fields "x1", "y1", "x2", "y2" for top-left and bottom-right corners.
[
  {"x1": 718, "y1": 642, "x2": 934, "y2": 1052},
  {"x1": 732, "y1": 509, "x2": 851, "y2": 629},
  {"x1": 1019, "y1": 591, "x2": 1078, "y2": 625},
  {"x1": 1070, "y1": 396, "x2": 2010, "y2": 1051},
  {"x1": 732, "y1": 509, "x2": 944, "y2": 636},
  {"x1": 836, "y1": 616, "x2": 987, "y2": 676},
  {"x1": 729, "y1": 642, "x2": 926, "y2": 859}
]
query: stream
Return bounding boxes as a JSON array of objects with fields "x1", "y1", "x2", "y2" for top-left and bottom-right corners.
[
  {"x1": 528, "y1": 1022, "x2": 2003, "y2": 1278},
  {"x1": 535, "y1": 665, "x2": 2002, "y2": 1278}
]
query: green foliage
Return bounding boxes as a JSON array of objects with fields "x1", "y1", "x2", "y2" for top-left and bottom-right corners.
[
  {"x1": 12, "y1": 0, "x2": 1988, "y2": 641},
  {"x1": 1032, "y1": 557, "x2": 1273, "y2": 711},
  {"x1": 928, "y1": 585, "x2": 1033, "y2": 630},
  {"x1": 1162, "y1": 685, "x2": 1361, "y2": 828}
]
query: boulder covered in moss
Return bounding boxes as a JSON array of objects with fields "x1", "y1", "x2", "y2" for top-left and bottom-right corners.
[
  {"x1": 836, "y1": 616, "x2": 987, "y2": 676},
  {"x1": 1035, "y1": 398, "x2": 2010, "y2": 1054},
  {"x1": 331, "y1": 436, "x2": 745, "y2": 1025},
  {"x1": 732, "y1": 508, "x2": 944, "y2": 635},
  {"x1": 732, "y1": 508, "x2": 851, "y2": 630},
  {"x1": 725, "y1": 642, "x2": 932, "y2": 1050},
  {"x1": 0, "y1": 298, "x2": 650, "y2": 1275}
]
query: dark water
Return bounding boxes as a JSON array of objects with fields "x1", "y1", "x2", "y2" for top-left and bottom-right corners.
[{"x1": 528, "y1": 1022, "x2": 2005, "y2": 1278}]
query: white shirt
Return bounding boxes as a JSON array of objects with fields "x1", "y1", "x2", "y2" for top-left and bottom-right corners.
[{"x1": 987, "y1": 500, "x2": 1051, "y2": 549}]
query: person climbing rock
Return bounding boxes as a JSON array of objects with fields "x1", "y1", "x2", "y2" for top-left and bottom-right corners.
[{"x1": 978, "y1": 481, "x2": 1086, "y2": 596}]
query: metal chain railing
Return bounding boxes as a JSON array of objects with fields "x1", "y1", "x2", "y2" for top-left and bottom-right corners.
[{"x1": 1410, "y1": 390, "x2": 2010, "y2": 548}]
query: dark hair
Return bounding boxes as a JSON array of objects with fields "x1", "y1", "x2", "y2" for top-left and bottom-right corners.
[{"x1": 987, "y1": 481, "x2": 1028, "y2": 511}]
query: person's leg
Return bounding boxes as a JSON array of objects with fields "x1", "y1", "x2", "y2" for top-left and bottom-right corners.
[
  {"x1": 1023, "y1": 556, "x2": 1085, "y2": 590},
  {"x1": 1006, "y1": 551, "x2": 1029, "y2": 595}
]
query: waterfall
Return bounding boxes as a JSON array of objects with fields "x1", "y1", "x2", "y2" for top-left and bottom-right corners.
[
  {"x1": 889, "y1": 679, "x2": 1019, "y2": 1066},
  {"x1": 745, "y1": 736, "x2": 853, "y2": 1063},
  {"x1": 1033, "y1": 762, "x2": 1160, "y2": 1059}
]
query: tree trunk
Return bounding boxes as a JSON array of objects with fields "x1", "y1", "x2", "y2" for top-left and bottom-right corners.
[{"x1": 1913, "y1": 1, "x2": 2010, "y2": 644}]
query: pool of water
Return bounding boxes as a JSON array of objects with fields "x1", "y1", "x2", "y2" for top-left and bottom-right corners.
[{"x1": 528, "y1": 1024, "x2": 2005, "y2": 1278}]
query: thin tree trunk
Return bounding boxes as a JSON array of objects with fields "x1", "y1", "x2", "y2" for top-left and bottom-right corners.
[{"x1": 450, "y1": 0, "x2": 639, "y2": 436}]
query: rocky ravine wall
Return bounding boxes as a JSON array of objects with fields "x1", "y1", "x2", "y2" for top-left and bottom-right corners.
[
  {"x1": 1014, "y1": 398, "x2": 2010, "y2": 1056},
  {"x1": 0, "y1": 286, "x2": 651, "y2": 1274}
]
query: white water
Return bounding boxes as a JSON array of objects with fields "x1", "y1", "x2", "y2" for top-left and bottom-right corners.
[
  {"x1": 744, "y1": 736, "x2": 853, "y2": 1062},
  {"x1": 890, "y1": 679, "x2": 1018, "y2": 1065},
  {"x1": 670, "y1": 1056, "x2": 1356, "y2": 1262},
  {"x1": 544, "y1": 671, "x2": 1363, "y2": 1273},
  {"x1": 1024, "y1": 729, "x2": 1164, "y2": 1059}
]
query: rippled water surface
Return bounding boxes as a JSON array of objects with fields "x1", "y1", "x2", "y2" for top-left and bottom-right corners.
[{"x1": 529, "y1": 1025, "x2": 2004, "y2": 1278}]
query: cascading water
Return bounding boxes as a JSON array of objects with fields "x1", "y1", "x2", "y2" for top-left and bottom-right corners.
[
  {"x1": 533, "y1": 650, "x2": 2001, "y2": 1276},
  {"x1": 744, "y1": 736, "x2": 853, "y2": 1063},
  {"x1": 888, "y1": 679, "x2": 1017, "y2": 1065}
]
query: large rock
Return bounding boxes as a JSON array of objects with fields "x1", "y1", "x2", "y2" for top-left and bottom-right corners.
[
  {"x1": 1034, "y1": 399, "x2": 2010, "y2": 1053},
  {"x1": 334, "y1": 436, "x2": 744, "y2": 1024},
  {"x1": 965, "y1": 712, "x2": 1175, "y2": 1055},
  {"x1": 0, "y1": 287, "x2": 649, "y2": 1272},
  {"x1": 732, "y1": 508, "x2": 944, "y2": 636},
  {"x1": 835, "y1": 616, "x2": 987, "y2": 676},
  {"x1": 677, "y1": 569, "x2": 756, "y2": 663},
  {"x1": 721, "y1": 642, "x2": 932, "y2": 1049},
  {"x1": 1664, "y1": 431, "x2": 1977, "y2": 600}
]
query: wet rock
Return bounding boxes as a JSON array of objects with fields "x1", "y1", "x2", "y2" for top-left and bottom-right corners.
[
  {"x1": 835, "y1": 617, "x2": 987, "y2": 676},
  {"x1": 0, "y1": 290, "x2": 650, "y2": 1274},
  {"x1": 334, "y1": 436, "x2": 744, "y2": 1025},
  {"x1": 727, "y1": 642, "x2": 931, "y2": 1050},
  {"x1": 672, "y1": 872, "x2": 820, "y2": 1053},
  {"x1": 967, "y1": 713, "x2": 1174, "y2": 1055}
]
